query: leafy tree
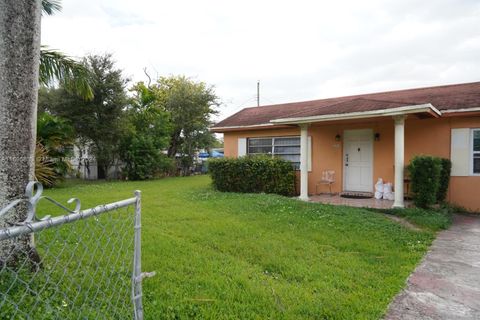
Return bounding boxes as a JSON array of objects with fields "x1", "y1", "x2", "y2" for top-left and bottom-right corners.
[
  {"x1": 38, "y1": 86, "x2": 62, "y2": 114},
  {"x1": 119, "y1": 82, "x2": 173, "y2": 180},
  {"x1": 126, "y1": 82, "x2": 172, "y2": 146},
  {"x1": 47, "y1": 54, "x2": 129, "y2": 179},
  {"x1": 211, "y1": 136, "x2": 224, "y2": 149},
  {"x1": 119, "y1": 135, "x2": 174, "y2": 180},
  {"x1": 153, "y1": 76, "x2": 219, "y2": 174}
]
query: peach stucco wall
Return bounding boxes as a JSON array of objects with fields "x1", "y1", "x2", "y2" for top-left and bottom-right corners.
[{"x1": 223, "y1": 116, "x2": 480, "y2": 212}]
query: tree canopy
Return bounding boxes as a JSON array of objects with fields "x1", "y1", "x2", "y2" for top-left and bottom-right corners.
[
  {"x1": 118, "y1": 82, "x2": 173, "y2": 180},
  {"x1": 39, "y1": 59, "x2": 221, "y2": 180},
  {"x1": 45, "y1": 54, "x2": 128, "y2": 178},
  {"x1": 152, "y1": 76, "x2": 219, "y2": 174}
]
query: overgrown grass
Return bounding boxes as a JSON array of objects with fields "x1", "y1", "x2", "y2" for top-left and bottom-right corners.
[{"x1": 15, "y1": 176, "x2": 438, "y2": 319}]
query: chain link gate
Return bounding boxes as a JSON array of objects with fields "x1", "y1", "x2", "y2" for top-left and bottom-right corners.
[{"x1": 0, "y1": 181, "x2": 148, "y2": 319}]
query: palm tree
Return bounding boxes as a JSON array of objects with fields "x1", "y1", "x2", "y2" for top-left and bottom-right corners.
[
  {"x1": 0, "y1": 0, "x2": 42, "y2": 262},
  {"x1": 36, "y1": 112, "x2": 75, "y2": 186},
  {"x1": 40, "y1": 0, "x2": 94, "y2": 100},
  {"x1": 41, "y1": 0, "x2": 61, "y2": 15},
  {"x1": 40, "y1": 47, "x2": 94, "y2": 100},
  {"x1": 0, "y1": 0, "x2": 90, "y2": 263},
  {"x1": 36, "y1": 0, "x2": 93, "y2": 185}
]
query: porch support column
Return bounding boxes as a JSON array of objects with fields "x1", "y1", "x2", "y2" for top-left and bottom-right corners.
[
  {"x1": 299, "y1": 124, "x2": 309, "y2": 201},
  {"x1": 393, "y1": 115, "x2": 405, "y2": 208}
]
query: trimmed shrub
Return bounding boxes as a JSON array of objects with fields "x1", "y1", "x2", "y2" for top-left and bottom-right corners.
[
  {"x1": 437, "y1": 158, "x2": 452, "y2": 203},
  {"x1": 408, "y1": 156, "x2": 442, "y2": 208},
  {"x1": 208, "y1": 156, "x2": 296, "y2": 196}
]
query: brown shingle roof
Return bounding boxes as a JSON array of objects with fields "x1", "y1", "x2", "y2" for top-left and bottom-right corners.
[{"x1": 213, "y1": 81, "x2": 480, "y2": 129}]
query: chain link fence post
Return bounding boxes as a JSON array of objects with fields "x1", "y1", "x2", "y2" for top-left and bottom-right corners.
[{"x1": 133, "y1": 190, "x2": 143, "y2": 320}]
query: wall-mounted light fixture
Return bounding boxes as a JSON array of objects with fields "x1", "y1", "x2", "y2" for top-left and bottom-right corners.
[
  {"x1": 374, "y1": 133, "x2": 380, "y2": 141},
  {"x1": 335, "y1": 134, "x2": 341, "y2": 141}
]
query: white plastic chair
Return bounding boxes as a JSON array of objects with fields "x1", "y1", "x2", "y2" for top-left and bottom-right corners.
[{"x1": 316, "y1": 170, "x2": 335, "y2": 195}]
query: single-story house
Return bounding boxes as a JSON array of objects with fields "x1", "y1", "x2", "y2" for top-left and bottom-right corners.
[{"x1": 211, "y1": 82, "x2": 480, "y2": 211}]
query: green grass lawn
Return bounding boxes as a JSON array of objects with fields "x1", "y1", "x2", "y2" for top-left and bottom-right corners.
[
  {"x1": 380, "y1": 207, "x2": 453, "y2": 232},
  {"x1": 26, "y1": 175, "x2": 440, "y2": 319}
]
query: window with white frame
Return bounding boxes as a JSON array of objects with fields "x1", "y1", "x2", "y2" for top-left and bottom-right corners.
[
  {"x1": 247, "y1": 136, "x2": 300, "y2": 169},
  {"x1": 473, "y1": 129, "x2": 480, "y2": 174}
]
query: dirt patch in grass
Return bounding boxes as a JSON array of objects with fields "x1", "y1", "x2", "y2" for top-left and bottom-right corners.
[{"x1": 382, "y1": 214, "x2": 423, "y2": 232}]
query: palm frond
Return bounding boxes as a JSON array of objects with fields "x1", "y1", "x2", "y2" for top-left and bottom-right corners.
[
  {"x1": 40, "y1": 47, "x2": 94, "y2": 100},
  {"x1": 42, "y1": 0, "x2": 62, "y2": 16},
  {"x1": 35, "y1": 142, "x2": 57, "y2": 187}
]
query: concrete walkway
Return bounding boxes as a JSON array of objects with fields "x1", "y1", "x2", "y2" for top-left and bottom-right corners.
[{"x1": 386, "y1": 214, "x2": 480, "y2": 320}]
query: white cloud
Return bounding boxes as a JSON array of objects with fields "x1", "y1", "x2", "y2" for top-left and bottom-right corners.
[{"x1": 42, "y1": 0, "x2": 480, "y2": 121}]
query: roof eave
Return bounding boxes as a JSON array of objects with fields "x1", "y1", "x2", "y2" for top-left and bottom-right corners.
[
  {"x1": 270, "y1": 103, "x2": 441, "y2": 125},
  {"x1": 209, "y1": 123, "x2": 291, "y2": 133},
  {"x1": 441, "y1": 107, "x2": 480, "y2": 117}
]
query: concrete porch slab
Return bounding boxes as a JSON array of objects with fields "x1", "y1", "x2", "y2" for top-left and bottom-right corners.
[{"x1": 309, "y1": 194, "x2": 412, "y2": 209}]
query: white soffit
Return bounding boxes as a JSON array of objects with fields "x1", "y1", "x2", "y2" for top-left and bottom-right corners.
[
  {"x1": 442, "y1": 107, "x2": 480, "y2": 114},
  {"x1": 270, "y1": 103, "x2": 441, "y2": 125}
]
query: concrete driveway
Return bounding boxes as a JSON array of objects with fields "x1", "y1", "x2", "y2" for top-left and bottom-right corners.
[{"x1": 386, "y1": 214, "x2": 480, "y2": 320}]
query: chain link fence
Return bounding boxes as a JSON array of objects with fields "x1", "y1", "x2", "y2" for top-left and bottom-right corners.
[{"x1": 0, "y1": 182, "x2": 145, "y2": 319}]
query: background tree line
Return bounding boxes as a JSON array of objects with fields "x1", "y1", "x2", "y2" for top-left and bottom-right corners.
[
  {"x1": 38, "y1": 54, "x2": 220, "y2": 185},
  {"x1": 1, "y1": 0, "x2": 221, "y2": 263}
]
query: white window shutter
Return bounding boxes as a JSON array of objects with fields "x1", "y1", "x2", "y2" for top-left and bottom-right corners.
[
  {"x1": 238, "y1": 138, "x2": 247, "y2": 157},
  {"x1": 308, "y1": 136, "x2": 312, "y2": 172},
  {"x1": 451, "y1": 128, "x2": 470, "y2": 176}
]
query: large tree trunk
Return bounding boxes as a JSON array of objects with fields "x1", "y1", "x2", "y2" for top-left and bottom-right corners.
[{"x1": 0, "y1": 0, "x2": 42, "y2": 260}]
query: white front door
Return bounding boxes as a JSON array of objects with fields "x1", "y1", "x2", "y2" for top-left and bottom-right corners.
[{"x1": 343, "y1": 129, "x2": 373, "y2": 192}]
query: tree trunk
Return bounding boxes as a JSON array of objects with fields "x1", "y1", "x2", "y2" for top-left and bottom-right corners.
[
  {"x1": 167, "y1": 130, "x2": 181, "y2": 158},
  {"x1": 0, "y1": 0, "x2": 42, "y2": 260},
  {"x1": 97, "y1": 164, "x2": 106, "y2": 179}
]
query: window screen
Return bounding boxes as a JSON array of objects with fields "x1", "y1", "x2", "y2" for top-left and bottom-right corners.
[
  {"x1": 247, "y1": 136, "x2": 301, "y2": 169},
  {"x1": 473, "y1": 130, "x2": 480, "y2": 174}
]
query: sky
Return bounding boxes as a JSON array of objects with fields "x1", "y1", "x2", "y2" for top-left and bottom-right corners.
[{"x1": 41, "y1": 0, "x2": 480, "y2": 122}]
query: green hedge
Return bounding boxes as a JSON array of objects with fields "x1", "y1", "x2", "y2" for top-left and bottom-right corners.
[
  {"x1": 208, "y1": 156, "x2": 296, "y2": 196},
  {"x1": 408, "y1": 155, "x2": 452, "y2": 208},
  {"x1": 437, "y1": 158, "x2": 452, "y2": 203}
]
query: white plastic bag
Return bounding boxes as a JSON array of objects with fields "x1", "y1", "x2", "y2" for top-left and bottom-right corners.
[
  {"x1": 374, "y1": 178, "x2": 384, "y2": 199},
  {"x1": 383, "y1": 182, "x2": 392, "y2": 193},
  {"x1": 383, "y1": 183, "x2": 394, "y2": 200}
]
